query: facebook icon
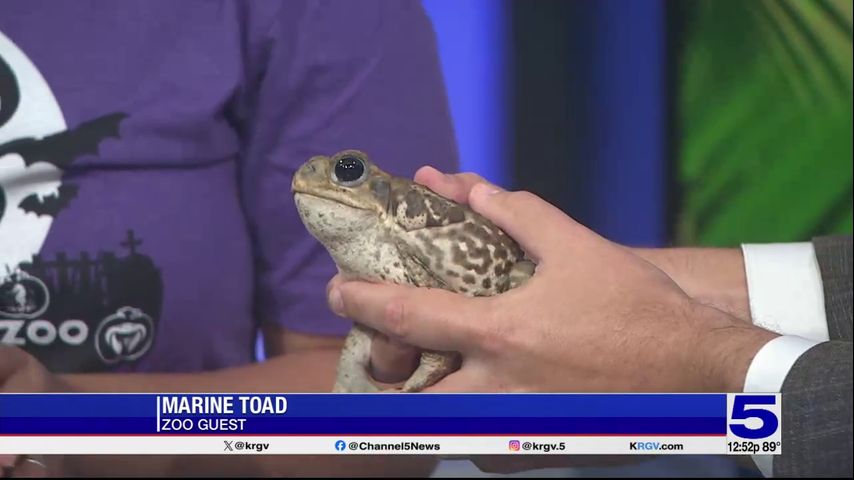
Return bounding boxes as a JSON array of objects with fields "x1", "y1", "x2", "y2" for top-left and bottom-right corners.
[{"x1": 335, "y1": 440, "x2": 346, "y2": 452}]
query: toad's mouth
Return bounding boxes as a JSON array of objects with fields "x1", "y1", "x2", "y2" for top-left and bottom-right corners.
[{"x1": 293, "y1": 191, "x2": 371, "y2": 212}]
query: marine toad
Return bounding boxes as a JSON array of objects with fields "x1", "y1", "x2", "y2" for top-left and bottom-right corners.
[{"x1": 291, "y1": 150, "x2": 535, "y2": 392}]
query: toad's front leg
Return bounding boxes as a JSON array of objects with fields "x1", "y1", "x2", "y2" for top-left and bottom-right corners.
[
  {"x1": 399, "y1": 351, "x2": 461, "y2": 393},
  {"x1": 333, "y1": 323, "x2": 381, "y2": 393}
]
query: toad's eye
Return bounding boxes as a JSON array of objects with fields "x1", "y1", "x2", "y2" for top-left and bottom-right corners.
[{"x1": 333, "y1": 155, "x2": 367, "y2": 186}]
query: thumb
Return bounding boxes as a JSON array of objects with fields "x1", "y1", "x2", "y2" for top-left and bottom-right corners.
[{"x1": 468, "y1": 184, "x2": 584, "y2": 262}]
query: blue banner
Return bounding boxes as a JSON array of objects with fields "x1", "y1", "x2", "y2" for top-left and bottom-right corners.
[{"x1": 0, "y1": 393, "x2": 727, "y2": 435}]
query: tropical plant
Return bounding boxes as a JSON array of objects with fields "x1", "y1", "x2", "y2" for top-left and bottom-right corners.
[{"x1": 674, "y1": 0, "x2": 852, "y2": 247}]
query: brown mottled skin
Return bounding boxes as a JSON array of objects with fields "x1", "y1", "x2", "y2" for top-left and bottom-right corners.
[{"x1": 291, "y1": 150, "x2": 534, "y2": 392}]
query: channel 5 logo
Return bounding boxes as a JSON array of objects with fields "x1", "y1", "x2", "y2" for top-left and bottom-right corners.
[{"x1": 727, "y1": 394, "x2": 781, "y2": 440}]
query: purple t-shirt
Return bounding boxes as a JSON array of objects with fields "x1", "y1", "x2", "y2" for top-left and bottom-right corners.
[{"x1": 0, "y1": 0, "x2": 459, "y2": 374}]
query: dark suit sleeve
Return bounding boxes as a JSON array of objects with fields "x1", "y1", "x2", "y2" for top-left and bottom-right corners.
[
  {"x1": 812, "y1": 235, "x2": 853, "y2": 342},
  {"x1": 775, "y1": 342, "x2": 853, "y2": 477},
  {"x1": 773, "y1": 235, "x2": 852, "y2": 477}
]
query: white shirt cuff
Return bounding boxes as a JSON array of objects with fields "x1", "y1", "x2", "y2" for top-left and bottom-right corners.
[
  {"x1": 741, "y1": 243, "x2": 829, "y2": 342},
  {"x1": 743, "y1": 335, "x2": 821, "y2": 477},
  {"x1": 743, "y1": 335, "x2": 820, "y2": 393}
]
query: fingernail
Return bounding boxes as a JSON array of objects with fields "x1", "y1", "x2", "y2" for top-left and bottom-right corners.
[
  {"x1": 435, "y1": 171, "x2": 456, "y2": 185},
  {"x1": 419, "y1": 165, "x2": 443, "y2": 177},
  {"x1": 328, "y1": 288, "x2": 344, "y2": 316},
  {"x1": 473, "y1": 182, "x2": 503, "y2": 197}
]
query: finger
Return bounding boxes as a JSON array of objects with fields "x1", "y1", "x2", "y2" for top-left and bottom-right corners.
[
  {"x1": 468, "y1": 184, "x2": 586, "y2": 261},
  {"x1": 369, "y1": 333, "x2": 420, "y2": 384},
  {"x1": 10, "y1": 455, "x2": 49, "y2": 478},
  {"x1": 328, "y1": 281, "x2": 481, "y2": 352},
  {"x1": 414, "y1": 166, "x2": 499, "y2": 204},
  {"x1": 0, "y1": 455, "x2": 17, "y2": 468},
  {"x1": 326, "y1": 274, "x2": 345, "y2": 301}
]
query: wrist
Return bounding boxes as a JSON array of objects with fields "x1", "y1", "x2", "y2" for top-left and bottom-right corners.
[
  {"x1": 632, "y1": 247, "x2": 751, "y2": 322},
  {"x1": 690, "y1": 303, "x2": 779, "y2": 392}
]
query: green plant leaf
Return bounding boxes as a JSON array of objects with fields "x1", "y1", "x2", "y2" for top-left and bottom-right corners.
[{"x1": 675, "y1": 0, "x2": 853, "y2": 247}]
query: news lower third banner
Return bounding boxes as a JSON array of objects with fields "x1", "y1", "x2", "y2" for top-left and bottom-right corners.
[{"x1": 0, "y1": 393, "x2": 781, "y2": 456}]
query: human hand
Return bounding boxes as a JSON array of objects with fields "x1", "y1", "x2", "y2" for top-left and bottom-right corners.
[
  {"x1": 325, "y1": 168, "x2": 778, "y2": 473},
  {"x1": 0, "y1": 346, "x2": 66, "y2": 394},
  {"x1": 1, "y1": 346, "x2": 67, "y2": 477},
  {"x1": 1, "y1": 455, "x2": 51, "y2": 478},
  {"x1": 630, "y1": 247, "x2": 751, "y2": 322},
  {"x1": 413, "y1": 166, "x2": 753, "y2": 322},
  {"x1": 326, "y1": 176, "x2": 778, "y2": 393}
]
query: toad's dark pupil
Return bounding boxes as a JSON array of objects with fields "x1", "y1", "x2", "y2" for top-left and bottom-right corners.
[{"x1": 335, "y1": 157, "x2": 365, "y2": 183}]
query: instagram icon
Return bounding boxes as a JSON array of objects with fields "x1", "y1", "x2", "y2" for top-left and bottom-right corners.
[{"x1": 508, "y1": 440, "x2": 521, "y2": 451}]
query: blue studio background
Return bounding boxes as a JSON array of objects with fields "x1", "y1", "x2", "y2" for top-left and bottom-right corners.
[{"x1": 423, "y1": 0, "x2": 669, "y2": 249}]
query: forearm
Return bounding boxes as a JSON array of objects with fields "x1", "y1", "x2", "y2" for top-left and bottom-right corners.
[{"x1": 632, "y1": 247, "x2": 751, "y2": 322}]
